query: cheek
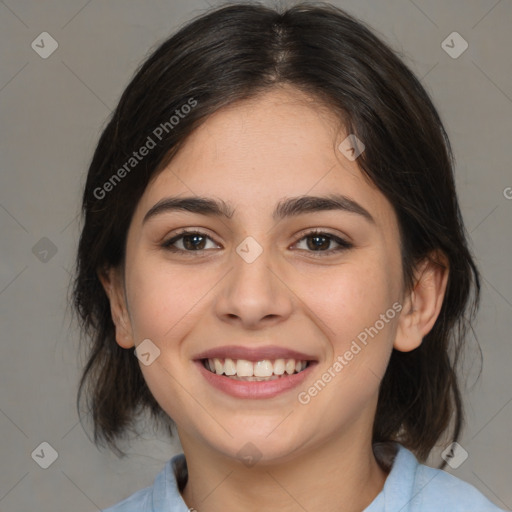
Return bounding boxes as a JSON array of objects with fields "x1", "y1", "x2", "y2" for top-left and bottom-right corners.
[
  {"x1": 123, "y1": 256, "x2": 216, "y2": 421},
  {"x1": 296, "y1": 259, "x2": 398, "y2": 348},
  {"x1": 124, "y1": 254, "x2": 213, "y2": 343},
  {"x1": 293, "y1": 256, "x2": 400, "y2": 411},
  {"x1": 295, "y1": 265, "x2": 397, "y2": 429}
]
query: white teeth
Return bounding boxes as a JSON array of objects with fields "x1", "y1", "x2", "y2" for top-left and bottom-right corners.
[
  {"x1": 204, "y1": 357, "x2": 309, "y2": 378},
  {"x1": 236, "y1": 359, "x2": 254, "y2": 377},
  {"x1": 254, "y1": 360, "x2": 273, "y2": 377},
  {"x1": 214, "y1": 359, "x2": 223, "y2": 375},
  {"x1": 224, "y1": 358, "x2": 236, "y2": 376},
  {"x1": 273, "y1": 359, "x2": 285, "y2": 375}
]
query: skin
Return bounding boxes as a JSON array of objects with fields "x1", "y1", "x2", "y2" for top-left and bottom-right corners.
[{"x1": 100, "y1": 85, "x2": 449, "y2": 512}]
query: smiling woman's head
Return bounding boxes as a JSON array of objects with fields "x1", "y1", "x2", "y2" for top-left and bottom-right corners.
[{"x1": 73, "y1": 2, "x2": 480, "y2": 463}]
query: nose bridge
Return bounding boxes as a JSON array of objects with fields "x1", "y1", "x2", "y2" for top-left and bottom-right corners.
[{"x1": 215, "y1": 235, "x2": 293, "y2": 327}]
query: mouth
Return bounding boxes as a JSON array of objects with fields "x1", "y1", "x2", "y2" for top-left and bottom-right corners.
[
  {"x1": 193, "y1": 348, "x2": 318, "y2": 399},
  {"x1": 201, "y1": 357, "x2": 312, "y2": 381}
]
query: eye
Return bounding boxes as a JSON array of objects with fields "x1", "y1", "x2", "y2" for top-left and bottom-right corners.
[
  {"x1": 161, "y1": 228, "x2": 353, "y2": 257},
  {"x1": 292, "y1": 229, "x2": 353, "y2": 255},
  {"x1": 161, "y1": 230, "x2": 220, "y2": 254}
]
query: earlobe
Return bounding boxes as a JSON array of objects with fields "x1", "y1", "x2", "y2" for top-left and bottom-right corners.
[
  {"x1": 394, "y1": 251, "x2": 449, "y2": 352},
  {"x1": 97, "y1": 266, "x2": 135, "y2": 349}
]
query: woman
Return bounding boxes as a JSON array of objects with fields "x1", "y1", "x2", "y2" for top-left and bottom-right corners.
[{"x1": 73, "y1": 3, "x2": 505, "y2": 511}]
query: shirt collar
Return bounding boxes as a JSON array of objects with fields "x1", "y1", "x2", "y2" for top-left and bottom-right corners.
[{"x1": 159, "y1": 442, "x2": 418, "y2": 512}]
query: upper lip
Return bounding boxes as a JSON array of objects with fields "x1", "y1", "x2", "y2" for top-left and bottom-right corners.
[{"x1": 193, "y1": 345, "x2": 317, "y2": 362}]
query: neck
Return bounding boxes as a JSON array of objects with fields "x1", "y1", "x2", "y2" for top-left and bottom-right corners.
[{"x1": 179, "y1": 433, "x2": 389, "y2": 512}]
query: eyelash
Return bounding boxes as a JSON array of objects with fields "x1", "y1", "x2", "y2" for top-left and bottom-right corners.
[{"x1": 161, "y1": 229, "x2": 353, "y2": 257}]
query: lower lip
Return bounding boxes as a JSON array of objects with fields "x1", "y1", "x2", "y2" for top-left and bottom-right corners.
[{"x1": 195, "y1": 360, "x2": 316, "y2": 399}]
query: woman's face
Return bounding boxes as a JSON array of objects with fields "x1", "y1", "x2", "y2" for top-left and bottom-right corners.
[{"x1": 115, "y1": 86, "x2": 407, "y2": 464}]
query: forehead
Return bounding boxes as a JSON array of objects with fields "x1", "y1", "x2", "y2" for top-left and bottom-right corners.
[{"x1": 134, "y1": 86, "x2": 395, "y2": 229}]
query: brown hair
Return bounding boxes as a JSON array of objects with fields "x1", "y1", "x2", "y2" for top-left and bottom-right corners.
[{"x1": 73, "y1": 2, "x2": 480, "y2": 462}]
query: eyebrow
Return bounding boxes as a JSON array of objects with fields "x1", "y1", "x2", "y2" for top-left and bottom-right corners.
[{"x1": 143, "y1": 194, "x2": 375, "y2": 224}]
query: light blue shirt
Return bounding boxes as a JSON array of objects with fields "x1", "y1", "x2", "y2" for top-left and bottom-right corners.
[{"x1": 103, "y1": 444, "x2": 506, "y2": 511}]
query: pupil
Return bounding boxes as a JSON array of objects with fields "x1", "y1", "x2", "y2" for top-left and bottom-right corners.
[
  {"x1": 184, "y1": 234, "x2": 205, "y2": 250},
  {"x1": 308, "y1": 235, "x2": 328, "y2": 251}
]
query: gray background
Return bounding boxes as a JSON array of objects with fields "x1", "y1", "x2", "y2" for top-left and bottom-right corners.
[{"x1": 1, "y1": 0, "x2": 511, "y2": 510}]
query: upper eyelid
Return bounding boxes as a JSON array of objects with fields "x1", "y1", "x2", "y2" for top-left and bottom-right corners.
[
  {"x1": 292, "y1": 227, "x2": 351, "y2": 242},
  {"x1": 164, "y1": 228, "x2": 220, "y2": 245}
]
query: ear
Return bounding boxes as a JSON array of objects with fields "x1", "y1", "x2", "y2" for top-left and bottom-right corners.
[
  {"x1": 97, "y1": 266, "x2": 135, "y2": 349},
  {"x1": 394, "y1": 250, "x2": 449, "y2": 352}
]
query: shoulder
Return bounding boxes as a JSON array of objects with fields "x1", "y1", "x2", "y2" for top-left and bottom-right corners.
[
  {"x1": 102, "y1": 485, "x2": 152, "y2": 512},
  {"x1": 412, "y1": 460, "x2": 505, "y2": 511},
  {"x1": 384, "y1": 444, "x2": 506, "y2": 512},
  {"x1": 101, "y1": 453, "x2": 189, "y2": 512}
]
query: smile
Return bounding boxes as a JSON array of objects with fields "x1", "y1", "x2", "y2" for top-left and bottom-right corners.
[
  {"x1": 195, "y1": 357, "x2": 317, "y2": 399},
  {"x1": 203, "y1": 357, "x2": 310, "y2": 381}
]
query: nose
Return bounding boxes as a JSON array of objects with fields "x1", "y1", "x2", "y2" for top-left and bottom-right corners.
[{"x1": 214, "y1": 241, "x2": 294, "y2": 330}]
